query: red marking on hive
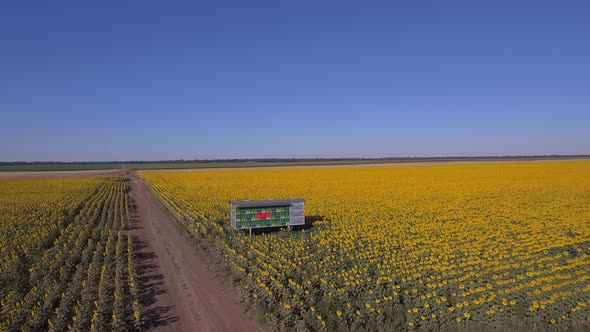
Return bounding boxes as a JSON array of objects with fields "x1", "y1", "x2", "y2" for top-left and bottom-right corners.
[{"x1": 256, "y1": 212, "x2": 272, "y2": 220}]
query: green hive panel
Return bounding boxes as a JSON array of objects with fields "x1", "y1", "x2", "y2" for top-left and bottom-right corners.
[{"x1": 235, "y1": 205, "x2": 290, "y2": 229}]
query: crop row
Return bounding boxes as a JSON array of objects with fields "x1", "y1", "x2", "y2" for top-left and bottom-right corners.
[{"x1": 0, "y1": 177, "x2": 142, "y2": 331}]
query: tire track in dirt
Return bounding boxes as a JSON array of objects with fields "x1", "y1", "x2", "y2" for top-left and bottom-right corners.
[{"x1": 128, "y1": 174, "x2": 260, "y2": 332}]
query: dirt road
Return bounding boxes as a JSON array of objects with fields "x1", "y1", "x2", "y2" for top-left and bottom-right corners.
[{"x1": 127, "y1": 174, "x2": 260, "y2": 332}]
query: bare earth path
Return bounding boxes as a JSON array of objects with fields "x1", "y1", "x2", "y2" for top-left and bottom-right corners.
[{"x1": 128, "y1": 174, "x2": 260, "y2": 332}]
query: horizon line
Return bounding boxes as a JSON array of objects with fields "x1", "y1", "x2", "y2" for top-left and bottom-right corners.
[{"x1": 1, "y1": 154, "x2": 589, "y2": 165}]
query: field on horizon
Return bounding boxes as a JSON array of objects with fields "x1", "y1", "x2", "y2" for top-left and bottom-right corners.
[
  {"x1": 142, "y1": 160, "x2": 590, "y2": 331},
  {"x1": 1, "y1": 155, "x2": 588, "y2": 172}
]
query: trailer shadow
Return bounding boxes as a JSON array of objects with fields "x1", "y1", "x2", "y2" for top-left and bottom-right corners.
[{"x1": 242, "y1": 215, "x2": 325, "y2": 236}]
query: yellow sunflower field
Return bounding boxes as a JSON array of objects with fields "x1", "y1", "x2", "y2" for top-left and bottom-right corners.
[
  {"x1": 0, "y1": 177, "x2": 142, "y2": 331},
  {"x1": 141, "y1": 161, "x2": 590, "y2": 331}
]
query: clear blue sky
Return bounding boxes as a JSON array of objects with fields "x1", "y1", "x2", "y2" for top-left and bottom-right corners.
[{"x1": 1, "y1": 1, "x2": 589, "y2": 162}]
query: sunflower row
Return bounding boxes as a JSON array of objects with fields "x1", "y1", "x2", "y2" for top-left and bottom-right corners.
[{"x1": 0, "y1": 177, "x2": 143, "y2": 331}]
